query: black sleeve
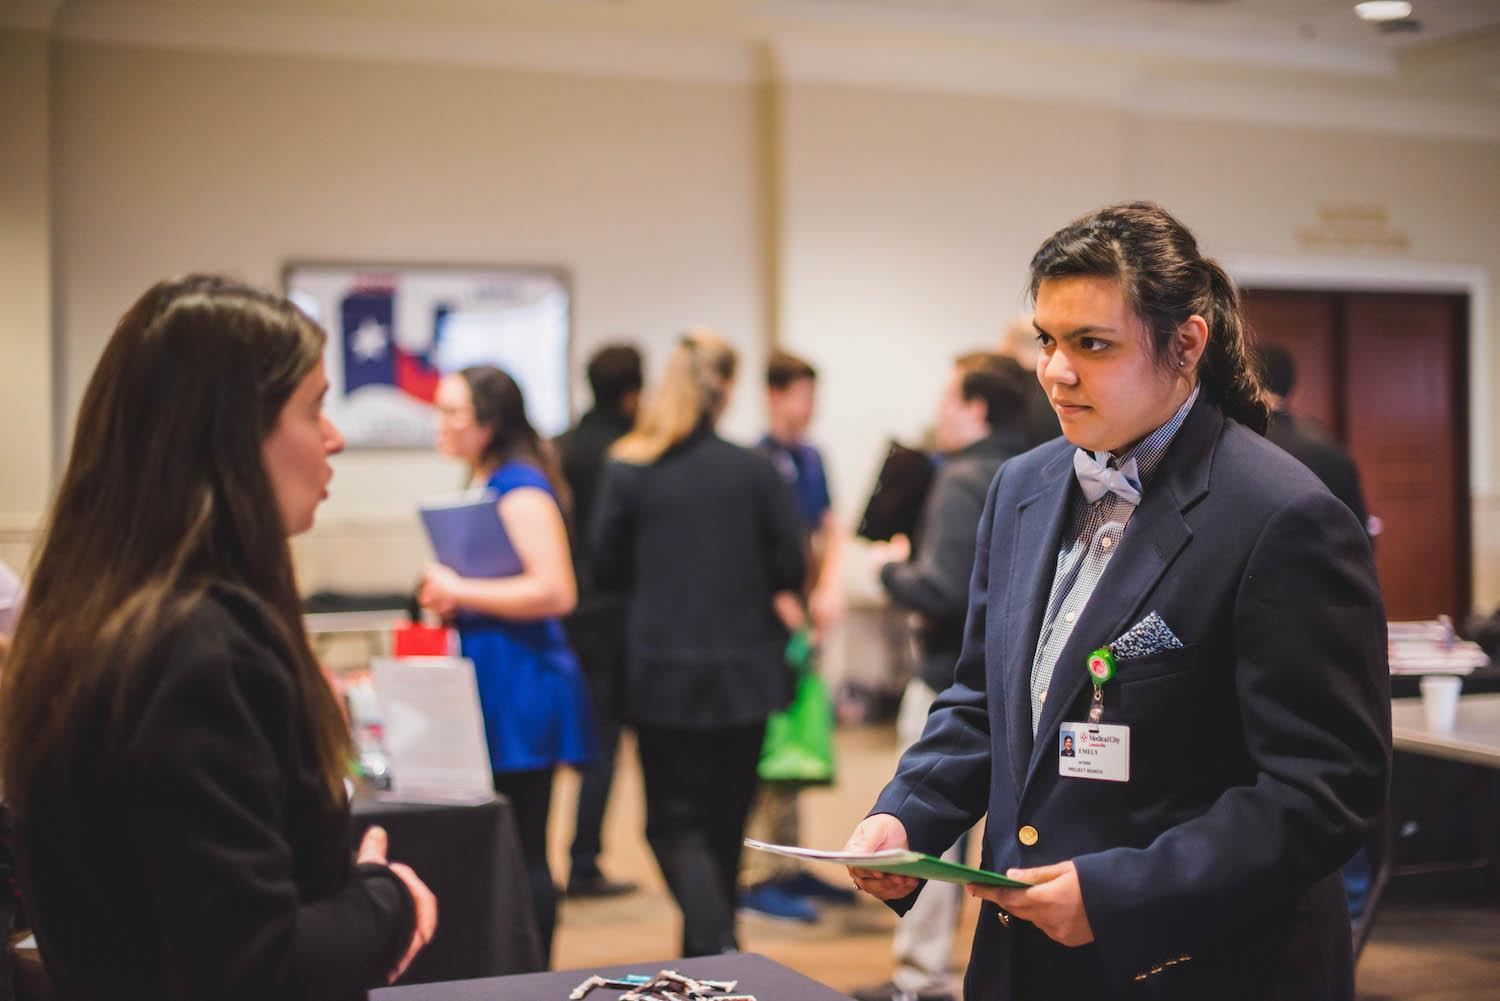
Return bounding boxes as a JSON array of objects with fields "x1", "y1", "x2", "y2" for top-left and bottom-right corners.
[
  {"x1": 121, "y1": 626, "x2": 415, "y2": 1001},
  {"x1": 590, "y1": 459, "x2": 639, "y2": 592},
  {"x1": 880, "y1": 467, "x2": 988, "y2": 620}
]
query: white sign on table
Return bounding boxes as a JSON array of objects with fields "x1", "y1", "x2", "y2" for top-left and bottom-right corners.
[{"x1": 370, "y1": 656, "x2": 494, "y2": 803}]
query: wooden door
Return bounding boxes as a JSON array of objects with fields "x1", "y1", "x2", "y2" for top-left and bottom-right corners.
[
  {"x1": 1241, "y1": 288, "x2": 1469, "y2": 621},
  {"x1": 1342, "y1": 294, "x2": 1468, "y2": 621}
]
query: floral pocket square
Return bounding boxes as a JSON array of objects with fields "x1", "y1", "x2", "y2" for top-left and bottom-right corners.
[{"x1": 1110, "y1": 611, "x2": 1184, "y2": 660}]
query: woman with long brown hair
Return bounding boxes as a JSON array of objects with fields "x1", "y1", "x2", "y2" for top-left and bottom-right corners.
[
  {"x1": 419, "y1": 364, "x2": 595, "y2": 966},
  {"x1": 592, "y1": 331, "x2": 807, "y2": 957},
  {"x1": 0, "y1": 276, "x2": 435, "y2": 1001}
]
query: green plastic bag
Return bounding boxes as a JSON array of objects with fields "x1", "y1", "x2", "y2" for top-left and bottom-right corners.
[{"x1": 758, "y1": 630, "x2": 836, "y2": 786}]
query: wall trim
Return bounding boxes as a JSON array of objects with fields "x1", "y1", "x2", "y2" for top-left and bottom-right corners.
[
  {"x1": 1223, "y1": 254, "x2": 1493, "y2": 497},
  {"x1": 44, "y1": 3, "x2": 1500, "y2": 142},
  {"x1": 55, "y1": 2, "x2": 760, "y2": 85},
  {"x1": 773, "y1": 37, "x2": 1500, "y2": 143},
  {"x1": 0, "y1": 0, "x2": 62, "y2": 32}
]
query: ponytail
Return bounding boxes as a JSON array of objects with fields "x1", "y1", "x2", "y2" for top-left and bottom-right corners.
[
  {"x1": 612, "y1": 330, "x2": 737, "y2": 465},
  {"x1": 1197, "y1": 261, "x2": 1270, "y2": 434}
]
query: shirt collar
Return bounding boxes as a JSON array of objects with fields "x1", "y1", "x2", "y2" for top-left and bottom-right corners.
[{"x1": 1106, "y1": 384, "x2": 1200, "y2": 488}]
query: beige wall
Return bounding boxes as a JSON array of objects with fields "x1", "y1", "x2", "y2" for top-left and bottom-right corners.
[
  {"x1": 777, "y1": 82, "x2": 1500, "y2": 608},
  {"x1": 0, "y1": 29, "x2": 53, "y2": 573},
  {"x1": 53, "y1": 42, "x2": 767, "y2": 589},
  {"x1": 27, "y1": 38, "x2": 1500, "y2": 606},
  {"x1": 778, "y1": 84, "x2": 1128, "y2": 519}
]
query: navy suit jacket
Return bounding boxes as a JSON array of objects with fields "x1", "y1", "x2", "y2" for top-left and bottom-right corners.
[{"x1": 872, "y1": 398, "x2": 1390, "y2": 1000}]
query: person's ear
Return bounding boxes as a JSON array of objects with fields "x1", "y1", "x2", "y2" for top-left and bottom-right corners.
[{"x1": 1174, "y1": 315, "x2": 1209, "y2": 373}]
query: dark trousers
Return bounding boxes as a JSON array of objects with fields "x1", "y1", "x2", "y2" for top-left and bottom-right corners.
[
  {"x1": 565, "y1": 604, "x2": 628, "y2": 880},
  {"x1": 492, "y1": 768, "x2": 556, "y2": 967},
  {"x1": 636, "y1": 722, "x2": 765, "y2": 957}
]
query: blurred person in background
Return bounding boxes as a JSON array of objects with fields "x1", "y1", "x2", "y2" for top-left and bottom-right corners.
[
  {"x1": 556, "y1": 344, "x2": 645, "y2": 900},
  {"x1": 0, "y1": 276, "x2": 435, "y2": 1001},
  {"x1": 1255, "y1": 345, "x2": 1370, "y2": 536},
  {"x1": 740, "y1": 349, "x2": 852, "y2": 923},
  {"x1": 853, "y1": 351, "x2": 1030, "y2": 1001},
  {"x1": 592, "y1": 331, "x2": 806, "y2": 957},
  {"x1": 998, "y1": 314, "x2": 1063, "y2": 448},
  {"x1": 420, "y1": 365, "x2": 596, "y2": 966}
]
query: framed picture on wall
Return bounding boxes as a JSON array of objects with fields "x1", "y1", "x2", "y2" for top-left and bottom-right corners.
[{"x1": 283, "y1": 262, "x2": 572, "y2": 448}]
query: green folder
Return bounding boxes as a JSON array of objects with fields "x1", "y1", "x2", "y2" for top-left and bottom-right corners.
[{"x1": 743, "y1": 838, "x2": 1031, "y2": 888}]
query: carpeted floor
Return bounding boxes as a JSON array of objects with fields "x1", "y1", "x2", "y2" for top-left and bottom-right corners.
[{"x1": 548, "y1": 725, "x2": 1500, "y2": 999}]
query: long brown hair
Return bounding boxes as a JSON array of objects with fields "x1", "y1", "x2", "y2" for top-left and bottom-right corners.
[
  {"x1": 460, "y1": 365, "x2": 572, "y2": 517},
  {"x1": 1027, "y1": 201, "x2": 1270, "y2": 434},
  {"x1": 612, "y1": 330, "x2": 737, "y2": 465},
  {"x1": 0, "y1": 276, "x2": 350, "y2": 811}
]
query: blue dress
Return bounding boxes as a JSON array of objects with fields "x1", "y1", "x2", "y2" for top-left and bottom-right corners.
[{"x1": 456, "y1": 462, "x2": 597, "y2": 774}]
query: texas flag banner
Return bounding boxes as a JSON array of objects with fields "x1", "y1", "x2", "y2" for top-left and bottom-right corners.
[{"x1": 285, "y1": 264, "x2": 571, "y2": 449}]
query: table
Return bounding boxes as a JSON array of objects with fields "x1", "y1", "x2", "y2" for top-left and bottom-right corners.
[
  {"x1": 352, "y1": 795, "x2": 543, "y2": 985},
  {"x1": 1391, "y1": 692, "x2": 1500, "y2": 766},
  {"x1": 1390, "y1": 664, "x2": 1500, "y2": 699},
  {"x1": 374, "y1": 952, "x2": 852, "y2": 1001},
  {"x1": 1357, "y1": 694, "x2": 1500, "y2": 957}
]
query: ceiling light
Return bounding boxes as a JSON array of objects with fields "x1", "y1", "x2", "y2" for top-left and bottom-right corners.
[{"x1": 1354, "y1": 1, "x2": 1413, "y2": 22}]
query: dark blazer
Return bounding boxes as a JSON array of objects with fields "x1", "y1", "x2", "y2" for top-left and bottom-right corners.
[
  {"x1": 17, "y1": 585, "x2": 414, "y2": 1001},
  {"x1": 872, "y1": 398, "x2": 1390, "y2": 1001},
  {"x1": 591, "y1": 427, "x2": 806, "y2": 729},
  {"x1": 881, "y1": 429, "x2": 1027, "y2": 692},
  {"x1": 557, "y1": 406, "x2": 636, "y2": 597},
  {"x1": 1266, "y1": 409, "x2": 1370, "y2": 534}
]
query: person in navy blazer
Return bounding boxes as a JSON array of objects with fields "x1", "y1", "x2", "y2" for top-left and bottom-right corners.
[{"x1": 846, "y1": 203, "x2": 1390, "y2": 1001}]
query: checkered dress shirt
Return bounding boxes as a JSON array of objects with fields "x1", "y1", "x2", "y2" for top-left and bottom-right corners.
[{"x1": 1028, "y1": 388, "x2": 1199, "y2": 734}]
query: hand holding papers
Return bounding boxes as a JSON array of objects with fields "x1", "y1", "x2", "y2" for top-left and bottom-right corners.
[{"x1": 743, "y1": 839, "x2": 1031, "y2": 888}]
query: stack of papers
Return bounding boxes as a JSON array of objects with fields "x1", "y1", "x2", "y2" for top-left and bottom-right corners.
[
  {"x1": 1388, "y1": 620, "x2": 1489, "y2": 675},
  {"x1": 742, "y1": 839, "x2": 1031, "y2": 888}
]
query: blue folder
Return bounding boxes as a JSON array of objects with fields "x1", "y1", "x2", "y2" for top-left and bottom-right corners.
[{"x1": 419, "y1": 491, "x2": 522, "y2": 579}]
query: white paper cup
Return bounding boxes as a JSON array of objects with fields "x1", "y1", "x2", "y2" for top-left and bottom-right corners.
[{"x1": 1419, "y1": 675, "x2": 1462, "y2": 732}]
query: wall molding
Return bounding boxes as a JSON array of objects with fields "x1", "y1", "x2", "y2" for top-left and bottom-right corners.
[
  {"x1": 55, "y1": 2, "x2": 760, "y2": 85},
  {"x1": 0, "y1": 0, "x2": 62, "y2": 32},
  {"x1": 1223, "y1": 254, "x2": 1493, "y2": 497},
  {"x1": 42, "y1": 2, "x2": 1500, "y2": 142}
]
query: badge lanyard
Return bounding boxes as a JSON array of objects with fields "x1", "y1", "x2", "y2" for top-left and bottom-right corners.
[{"x1": 1085, "y1": 646, "x2": 1116, "y2": 723}]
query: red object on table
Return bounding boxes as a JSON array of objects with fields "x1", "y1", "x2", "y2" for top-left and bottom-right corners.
[{"x1": 393, "y1": 623, "x2": 457, "y2": 657}]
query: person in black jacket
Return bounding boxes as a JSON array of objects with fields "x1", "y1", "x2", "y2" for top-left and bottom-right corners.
[
  {"x1": 846, "y1": 204, "x2": 1387, "y2": 1001},
  {"x1": 556, "y1": 344, "x2": 644, "y2": 899},
  {"x1": 855, "y1": 351, "x2": 1030, "y2": 1001},
  {"x1": 0, "y1": 276, "x2": 436, "y2": 1001},
  {"x1": 1255, "y1": 344, "x2": 1371, "y2": 535},
  {"x1": 592, "y1": 330, "x2": 806, "y2": 958}
]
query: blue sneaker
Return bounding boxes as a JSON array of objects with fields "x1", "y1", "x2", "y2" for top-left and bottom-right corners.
[
  {"x1": 774, "y1": 870, "x2": 858, "y2": 905},
  {"x1": 739, "y1": 882, "x2": 819, "y2": 923}
]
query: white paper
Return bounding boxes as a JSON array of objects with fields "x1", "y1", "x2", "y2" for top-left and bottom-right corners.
[
  {"x1": 371, "y1": 656, "x2": 495, "y2": 803},
  {"x1": 743, "y1": 838, "x2": 921, "y2": 866}
]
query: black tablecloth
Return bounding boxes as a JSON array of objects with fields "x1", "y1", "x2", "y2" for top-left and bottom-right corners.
[
  {"x1": 352, "y1": 795, "x2": 543, "y2": 985},
  {"x1": 1390, "y1": 665, "x2": 1500, "y2": 698},
  {"x1": 374, "y1": 952, "x2": 852, "y2": 1001}
]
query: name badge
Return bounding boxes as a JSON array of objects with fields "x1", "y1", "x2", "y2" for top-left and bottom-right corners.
[{"x1": 1058, "y1": 723, "x2": 1130, "y2": 782}]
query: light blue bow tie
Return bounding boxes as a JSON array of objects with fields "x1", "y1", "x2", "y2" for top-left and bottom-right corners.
[{"x1": 1073, "y1": 449, "x2": 1142, "y2": 507}]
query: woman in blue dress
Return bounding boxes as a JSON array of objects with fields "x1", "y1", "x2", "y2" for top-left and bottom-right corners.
[{"x1": 419, "y1": 364, "x2": 596, "y2": 966}]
